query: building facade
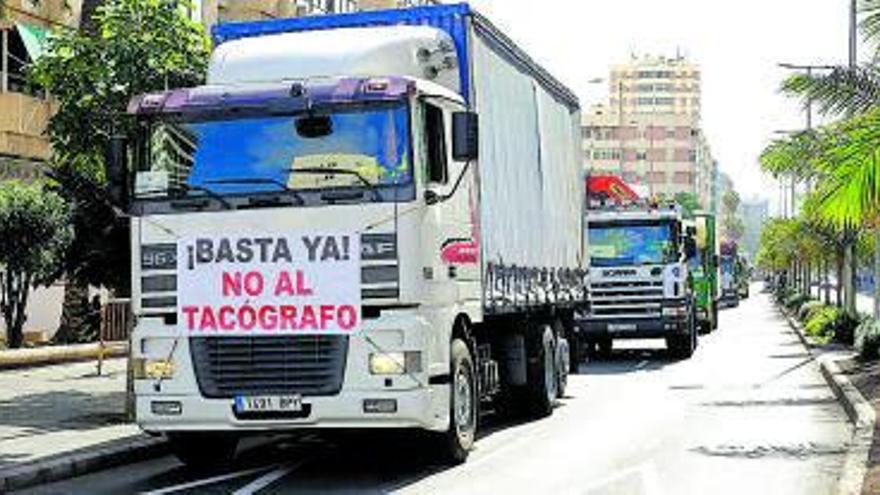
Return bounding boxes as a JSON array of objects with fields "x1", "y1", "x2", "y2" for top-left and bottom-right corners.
[
  {"x1": 0, "y1": 0, "x2": 80, "y2": 183},
  {"x1": 582, "y1": 54, "x2": 714, "y2": 206}
]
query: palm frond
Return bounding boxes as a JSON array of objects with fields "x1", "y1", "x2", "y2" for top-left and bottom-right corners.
[{"x1": 782, "y1": 66, "x2": 880, "y2": 117}]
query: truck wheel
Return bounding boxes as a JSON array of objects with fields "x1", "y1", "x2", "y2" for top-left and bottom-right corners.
[
  {"x1": 526, "y1": 324, "x2": 558, "y2": 417},
  {"x1": 711, "y1": 302, "x2": 719, "y2": 331},
  {"x1": 168, "y1": 433, "x2": 238, "y2": 470},
  {"x1": 438, "y1": 338, "x2": 477, "y2": 464},
  {"x1": 556, "y1": 336, "x2": 570, "y2": 398}
]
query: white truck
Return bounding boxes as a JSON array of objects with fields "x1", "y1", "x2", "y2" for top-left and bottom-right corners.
[
  {"x1": 580, "y1": 202, "x2": 699, "y2": 359},
  {"x1": 111, "y1": 3, "x2": 585, "y2": 465}
]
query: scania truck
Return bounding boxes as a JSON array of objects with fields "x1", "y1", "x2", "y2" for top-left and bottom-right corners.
[
  {"x1": 112, "y1": 4, "x2": 586, "y2": 466},
  {"x1": 580, "y1": 184, "x2": 698, "y2": 359}
]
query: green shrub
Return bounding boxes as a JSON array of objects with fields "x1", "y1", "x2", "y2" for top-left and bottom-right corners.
[
  {"x1": 798, "y1": 300, "x2": 824, "y2": 322},
  {"x1": 784, "y1": 293, "x2": 812, "y2": 312},
  {"x1": 832, "y1": 311, "x2": 863, "y2": 346},
  {"x1": 856, "y1": 318, "x2": 880, "y2": 361},
  {"x1": 804, "y1": 305, "x2": 840, "y2": 344}
]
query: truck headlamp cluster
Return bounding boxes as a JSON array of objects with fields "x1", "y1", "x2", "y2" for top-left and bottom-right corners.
[
  {"x1": 661, "y1": 307, "x2": 687, "y2": 318},
  {"x1": 132, "y1": 358, "x2": 176, "y2": 380},
  {"x1": 369, "y1": 352, "x2": 422, "y2": 375}
]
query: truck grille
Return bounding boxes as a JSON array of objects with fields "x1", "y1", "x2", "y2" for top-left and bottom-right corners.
[
  {"x1": 590, "y1": 280, "x2": 664, "y2": 319},
  {"x1": 190, "y1": 336, "x2": 348, "y2": 399}
]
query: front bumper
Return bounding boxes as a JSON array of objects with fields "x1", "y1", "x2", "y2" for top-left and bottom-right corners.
[
  {"x1": 579, "y1": 314, "x2": 689, "y2": 340},
  {"x1": 133, "y1": 309, "x2": 452, "y2": 434}
]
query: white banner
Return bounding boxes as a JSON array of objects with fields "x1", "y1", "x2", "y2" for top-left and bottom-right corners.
[{"x1": 177, "y1": 232, "x2": 361, "y2": 335}]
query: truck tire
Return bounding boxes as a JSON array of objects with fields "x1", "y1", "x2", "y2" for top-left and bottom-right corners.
[
  {"x1": 668, "y1": 309, "x2": 697, "y2": 359},
  {"x1": 525, "y1": 324, "x2": 558, "y2": 417},
  {"x1": 438, "y1": 338, "x2": 477, "y2": 464},
  {"x1": 556, "y1": 336, "x2": 570, "y2": 398},
  {"x1": 710, "y1": 301, "x2": 719, "y2": 331},
  {"x1": 167, "y1": 433, "x2": 238, "y2": 470}
]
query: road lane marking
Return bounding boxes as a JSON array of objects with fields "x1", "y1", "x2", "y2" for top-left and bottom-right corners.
[
  {"x1": 142, "y1": 464, "x2": 279, "y2": 495},
  {"x1": 231, "y1": 460, "x2": 307, "y2": 495}
]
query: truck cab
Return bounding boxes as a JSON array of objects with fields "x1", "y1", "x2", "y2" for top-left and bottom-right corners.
[
  {"x1": 581, "y1": 203, "x2": 698, "y2": 359},
  {"x1": 719, "y1": 242, "x2": 740, "y2": 308}
]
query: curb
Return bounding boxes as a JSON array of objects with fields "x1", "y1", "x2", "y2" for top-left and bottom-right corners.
[
  {"x1": 782, "y1": 309, "x2": 875, "y2": 495},
  {"x1": 0, "y1": 342, "x2": 128, "y2": 370},
  {"x1": 0, "y1": 434, "x2": 168, "y2": 492}
]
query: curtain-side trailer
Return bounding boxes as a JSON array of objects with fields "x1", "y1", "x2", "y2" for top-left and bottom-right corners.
[{"x1": 116, "y1": 3, "x2": 586, "y2": 465}]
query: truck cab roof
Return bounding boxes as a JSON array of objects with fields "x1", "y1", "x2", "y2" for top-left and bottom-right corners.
[{"x1": 127, "y1": 76, "x2": 464, "y2": 117}]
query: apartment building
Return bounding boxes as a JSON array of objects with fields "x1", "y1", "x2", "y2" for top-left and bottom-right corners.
[
  {"x1": 0, "y1": 0, "x2": 80, "y2": 182},
  {"x1": 582, "y1": 53, "x2": 715, "y2": 207}
]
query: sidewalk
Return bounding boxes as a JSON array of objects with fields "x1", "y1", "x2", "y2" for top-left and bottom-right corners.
[{"x1": 0, "y1": 358, "x2": 164, "y2": 490}]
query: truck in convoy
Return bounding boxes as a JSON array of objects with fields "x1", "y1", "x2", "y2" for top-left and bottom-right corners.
[
  {"x1": 719, "y1": 241, "x2": 740, "y2": 308},
  {"x1": 580, "y1": 176, "x2": 699, "y2": 359},
  {"x1": 737, "y1": 255, "x2": 751, "y2": 300},
  {"x1": 111, "y1": 4, "x2": 586, "y2": 465},
  {"x1": 688, "y1": 212, "x2": 719, "y2": 333}
]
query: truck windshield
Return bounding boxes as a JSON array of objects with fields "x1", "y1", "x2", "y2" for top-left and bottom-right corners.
[
  {"x1": 134, "y1": 102, "x2": 412, "y2": 202},
  {"x1": 589, "y1": 222, "x2": 677, "y2": 267}
]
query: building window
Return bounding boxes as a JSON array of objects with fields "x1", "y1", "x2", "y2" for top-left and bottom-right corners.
[
  {"x1": 636, "y1": 151, "x2": 647, "y2": 161},
  {"x1": 674, "y1": 171, "x2": 694, "y2": 185}
]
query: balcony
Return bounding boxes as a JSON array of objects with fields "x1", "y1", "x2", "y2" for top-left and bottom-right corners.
[{"x1": 0, "y1": 91, "x2": 51, "y2": 162}]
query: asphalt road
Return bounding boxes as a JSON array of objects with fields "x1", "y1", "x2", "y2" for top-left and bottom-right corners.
[{"x1": 19, "y1": 288, "x2": 852, "y2": 495}]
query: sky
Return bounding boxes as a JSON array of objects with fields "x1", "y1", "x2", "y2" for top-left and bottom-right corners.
[{"x1": 466, "y1": 0, "x2": 856, "y2": 213}]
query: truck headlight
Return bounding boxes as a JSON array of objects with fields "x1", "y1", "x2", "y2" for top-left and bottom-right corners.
[
  {"x1": 369, "y1": 352, "x2": 422, "y2": 375},
  {"x1": 132, "y1": 358, "x2": 176, "y2": 379},
  {"x1": 662, "y1": 307, "x2": 687, "y2": 317}
]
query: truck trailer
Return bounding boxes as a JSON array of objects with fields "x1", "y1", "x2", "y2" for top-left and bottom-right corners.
[{"x1": 115, "y1": 3, "x2": 586, "y2": 465}]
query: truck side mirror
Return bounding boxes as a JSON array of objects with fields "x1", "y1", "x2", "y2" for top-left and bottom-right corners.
[
  {"x1": 105, "y1": 135, "x2": 129, "y2": 209},
  {"x1": 452, "y1": 112, "x2": 478, "y2": 161}
]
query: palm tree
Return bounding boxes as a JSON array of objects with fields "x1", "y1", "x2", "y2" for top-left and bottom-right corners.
[{"x1": 773, "y1": 0, "x2": 880, "y2": 317}]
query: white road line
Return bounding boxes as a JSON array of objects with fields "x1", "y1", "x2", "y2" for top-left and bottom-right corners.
[
  {"x1": 231, "y1": 460, "x2": 306, "y2": 495},
  {"x1": 142, "y1": 465, "x2": 278, "y2": 495}
]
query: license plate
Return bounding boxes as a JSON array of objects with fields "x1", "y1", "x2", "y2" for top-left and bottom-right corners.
[
  {"x1": 234, "y1": 395, "x2": 302, "y2": 413},
  {"x1": 608, "y1": 323, "x2": 637, "y2": 332}
]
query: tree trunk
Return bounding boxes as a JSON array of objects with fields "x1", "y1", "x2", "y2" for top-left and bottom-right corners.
[
  {"x1": 53, "y1": 274, "x2": 91, "y2": 344},
  {"x1": 824, "y1": 258, "x2": 831, "y2": 305},
  {"x1": 837, "y1": 253, "x2": 844, "y2": 308},
  {"x1": 1, "y1": 270, "x2": 32, "y2": 349},
  {"x1": 844, "y1": 241, "x2": 857, "y2": 315}
]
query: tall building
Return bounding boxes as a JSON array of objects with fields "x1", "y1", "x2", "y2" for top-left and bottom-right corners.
[
  {"x1": 0, "y1": 0, "x2": 80, "y2": 183},
  {"x1": 582, "y1": 54, "x2": 714, "y2": 206},
  {"x1": 740, "y1": 198, "x2": 769, "y2": 261},
  {"x1": 201, "y1": 0, "x2": 438, "y2": 28},
  {"x1": 608, "y1": 53, "x2": 702, "y2": 118}
]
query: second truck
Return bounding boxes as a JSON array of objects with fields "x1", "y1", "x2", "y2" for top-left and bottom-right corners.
[{"x1": 580, "y1": 176, "x2": 699, "y2": 359}]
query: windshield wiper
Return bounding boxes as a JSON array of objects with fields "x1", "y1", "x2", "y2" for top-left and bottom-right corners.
[
  {"x1": 203, "y1": 177, "x2": 305, "y2": 206},
  {"x1": 290, "y1": 167, "x2": 382, "y2": 202}
]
